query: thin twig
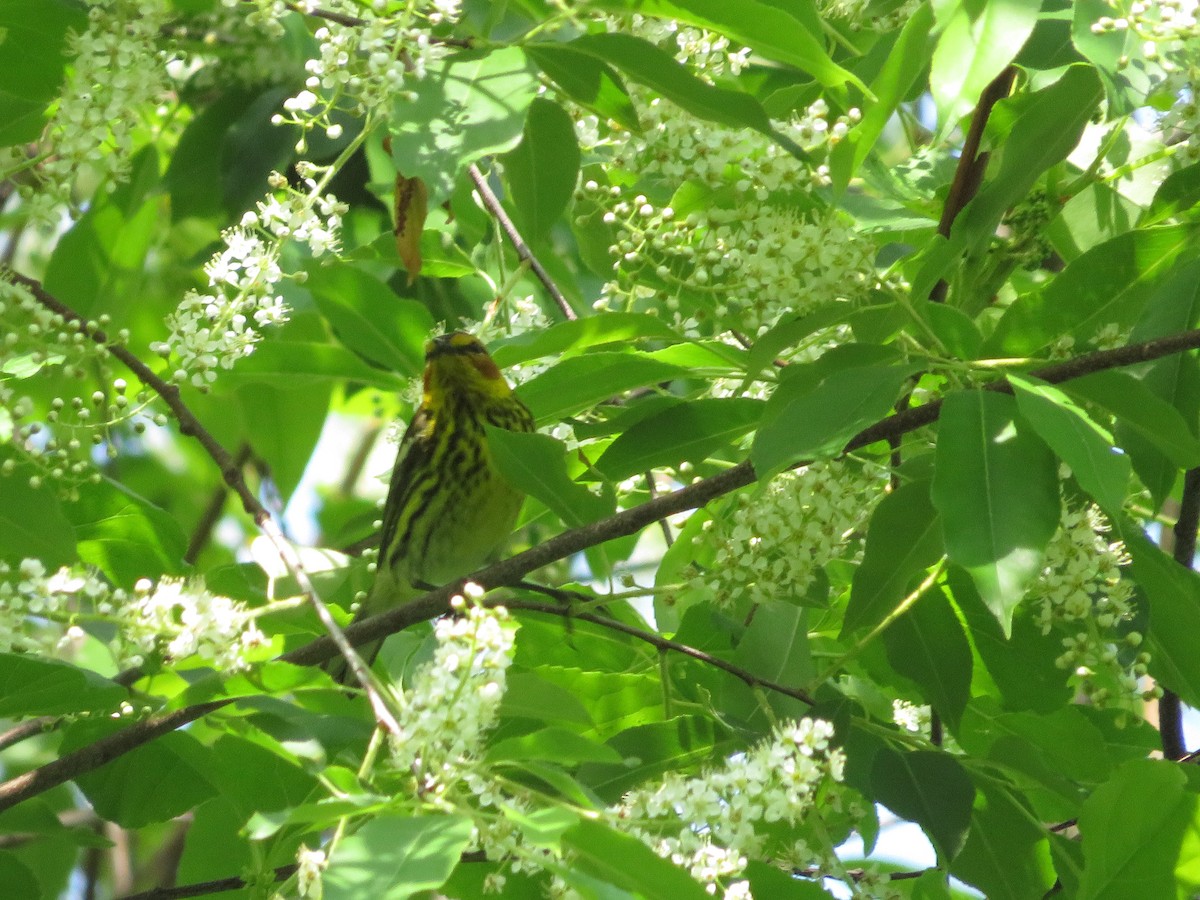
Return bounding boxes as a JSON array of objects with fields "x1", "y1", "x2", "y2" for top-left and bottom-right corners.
[
  {"x1": 645, "y1": 472, "x2": 674, "y2": 547},
  {"x1": 119, "y1": 865, "x2": 297, "y2": 900},
  {"x1": 503, "y1": 600, "x2": 817, "y2": 705},
  {"x1": 468, "y1": 164, "x2": 576, "y2": 321}
]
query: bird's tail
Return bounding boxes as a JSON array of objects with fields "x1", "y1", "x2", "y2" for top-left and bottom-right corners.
[{"x1": 321, "y1": 572, "x2": 412, "y2": 687}]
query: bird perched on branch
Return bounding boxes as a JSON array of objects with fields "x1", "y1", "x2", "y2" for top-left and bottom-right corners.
[{"x1": 326, "y1": 331, "x2": 534, "y2": 685}]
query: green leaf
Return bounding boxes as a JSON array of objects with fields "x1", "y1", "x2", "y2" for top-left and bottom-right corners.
[
  {"x1": 514, "y1": 352, "x2": 686, "y2": 423},
  {"x1": 487, "y1": 727, "x2": 623, "y2": 765},
  {"x1": 0, "y1": 0, "x2": 84, "y2": 145},
  {"x1": 534, "y1": 667, "x2": 665, "y2": 741},
  {"x1": 487, "y1": 429, "x2": 613, "y2": 528},
  {"x1": 870, "y1": 748, "x2": 975, "y2": 863},
  {"x1": 501, "y1": 672, "x2": 593, "y2": 726},
  {"x1": 931, "y1": 391, "x2": 1060, "y2": 635},
  {"x1": 323, "y1": 814, "x2": 474, "y2": 900},
  {"x1": 0, "y1": 455, "x2": 75, "y2": 568},
  {"x1": 1066, "y1": 369, "x2": 1200, "y2": 470},
  {"x1": 207, "y1": 734, "x2": 319, "y2": 818},
  {"x1": 165, "y1": 88, "x2": 297, "y2": 221},
  {"x1": 595, "y1": 398, "x2": 763, "y2": 481},
  {"x1": 744, "y1": 862, "x2": 834, "y2": 899},
  {"x1": 950, "y1": 783, "x2": 1056, "y2": 900},
  {"x1": 951, "y1": 569, "x2": 1072, "y2": 712},
  {"x1": 610, "y1": 0, "x2": 867, "y2": 90},
  {"x1": 43, "y1": 152, "x2": 161, "y2": 318},
  {"x1": 63, "y1": 725, "x2": 219, "y2": 829},
  {"x1": 844, "y1": 479, "x2": 944, "y2": 635},
  {"x1": 732, "y1": 602, "x2": 812, "y2": 695},
  {"x1": 0, "y1": 654, "x2": 125, "y2": 718},
  {"x1": 561, "y1": 817, "x2": 712, "y2": 900},
  {"x1": 1009, "y1": 375, "x2": 1130, "y2": 514},
  {"x1": 918, "y1": 299, "x2": 984, "y2": 360},
  {"x1": 957, "y1": 701, "x2": 1113, "y2": 796},
  {"x1": 491, "y1": 313, "x2": 680, "y2": 367},
  {"x1": 1071, "y1": 0, "x2": 1138, "y2": 112},
  {"x1": 502, "y1": 98, "x2": 580, "y2": 242},
  {"x1": 220, "y1": 341, "x2": 406, "y2": 391},
  {"x1": 929, "y1": 0, "x2": 1038, "y2": 128},
  {"x1": 739, "y1": 305, "x2": 853, "y2": 387},
  {"x1": 524, "y1": 44, "x2": 640, "y2": 132},
  {"x1": 306, "y1": 266, "x2": 434, "y2": 376},
  {"x1": 1078, "y1": 760, "x2": 1200, "y2": 899},
  {"x1": 882, "y1": 585, "x2": 972, "y2": 729},
  {"x1": 1143, "y1": 161, "x2": 1200, "y2": 226},
  {"x1": 389, "y1": 47, "x2": 539, "y2": 201},
  {"x1": 1116, "y1": 521, "x2": 1200, "y2": 709},
  {"x1": 66, "y1": 477, "x2": 187, "y2": 584},
  {"x1": 0, "y1": 853, "x2": 41, "y2": 900},
  {"x1": 833, "y1": 4, "x2": 936, "y2": 188},
  {"x1": 567, "y1": 33, "x2": 774, "y2": 135},
  {"x1": 752, "y1": 362, "x2": 919, "y2": 476},
  {"x1": 582, "y1": 716, "x2": 735, "y2": 802},
  {"x1": 989, "y1": 225, "x2": 1200, "y2": 355},
  {"x1": 232, "y1": 380, "x2": 332, "y2": 501}
]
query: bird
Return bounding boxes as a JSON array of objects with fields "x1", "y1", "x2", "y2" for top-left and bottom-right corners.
[{"x1": 326, "y1": 331, "x2": 535, "y2": 685}]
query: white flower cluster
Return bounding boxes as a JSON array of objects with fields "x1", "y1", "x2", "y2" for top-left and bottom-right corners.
[
  {"x1": 1093, "y1": 1, "x2": 1200, "y2": 164},
  {"x1": 630, "y1": 16, "x2": 752, "y2": 79},
  {"x1": 691, "y1": 462, "x2": 884, "y2": 609},
  {"x1": 1028, "y1": 501, "x2": 1152, "y2": 708},
  {"x1": 156, "y1": 172, "x2": 347, "y2": 387},
  {"x1": 892, "y1": 699, "x2": 931, "y2": 733},
  {"x1": 18, "y1": 0, "x2": 168, "y2": 221},
  {"x1": 612, "y1": 718, "x2": 848, "y2": 897},
  {"x1": 295, "y1": 844, "x2": 328, "y2": 898},
  {"x1": 169, "y1": 4, "x2": 291, "y2": 90},
  {"x1": 266, "y1": 0, "x2": 460, "y2": 139},
  {"x1": 126, "y1": 576, "x2": 268, "y2": 670},
  {"x1": 581, "y1": 92, "x2": 874, "y2": 336},
  {"x1": 819, "y1": 0, "x2": 923, "y2": 32},
  {"x1": 388, "y1": 592, "x2": 516, "y2": 790},
  {"x1": 0, "y1": 559, "x2": 266, "y2": 672}
]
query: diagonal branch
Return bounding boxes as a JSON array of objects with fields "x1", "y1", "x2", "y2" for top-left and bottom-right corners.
[
  {"x1": 468, "y1": 164, "x2": 577, "y2": 321},
  {"x1": 503, "y1": 600, "x2": 816, "y2": 705}
]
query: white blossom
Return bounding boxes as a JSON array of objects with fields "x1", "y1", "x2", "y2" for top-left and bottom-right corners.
[
  {"x1": 1027, "y1": 500, "x2": 1151, "y2": 708},
  {"x1": 0, "y1": 561, "x2": 265, "y2": 672},
  {"x1": 23, "y1": 0, "x2": 169, "y2": 221},
  {"x1": 387, "y1": 595, "x2": 516, "y2": 789},
  {"x1": 692, "y1": 462, "x2": 886, "y2": 608},
  {"x1": 612, "y1": 718, "x2": 848, "y2": 895},
  {"x1": 160, "y1": 177, "x2": 347, "y2": 386}
]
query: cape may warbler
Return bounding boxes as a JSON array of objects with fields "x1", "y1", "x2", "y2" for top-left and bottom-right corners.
[{"x1": 328, "y1": 331, "x2": 534, "y2": 684}]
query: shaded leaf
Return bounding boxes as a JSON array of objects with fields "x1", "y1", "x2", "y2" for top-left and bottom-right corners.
[
  {"x1": 931, "y1": 391, "x2": 1060, "y2": 634},
  {"x1": 871, "y1": 748, "x2": 975, "y2": 863},
  {"x1": 323, "y1": 815, "x2": 474, "y2": 899}
]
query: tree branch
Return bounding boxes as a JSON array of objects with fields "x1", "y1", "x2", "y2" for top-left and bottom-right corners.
[
  {"x1": 468, "y1": 164, "x2": 576, "y2": 321},
  {"x1": 929, "y1": 66, "x2": 1018, "y2": 303}
]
